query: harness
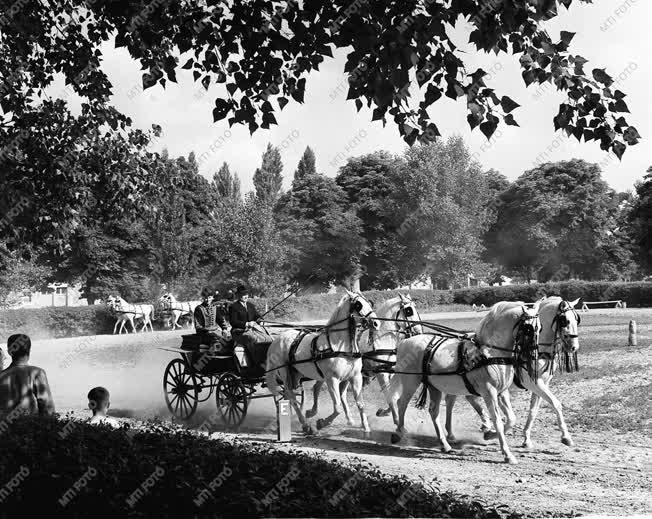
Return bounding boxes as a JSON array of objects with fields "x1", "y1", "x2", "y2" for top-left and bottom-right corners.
[
  {"x1": 514, "y1": 300, "x2": 580, "y2": 389},
  {"x1": 360, "y1": 300, "x2": 418, "y2": 373},
  {"x1": 267, "y1": 296, "x2": 374, "y2": 379},
  {"x1": 411, "y1": 309, "x2": 538, "y2": 407},
  {"x1": 418, "y1": 334, "x2": 515, "y2": 398}
]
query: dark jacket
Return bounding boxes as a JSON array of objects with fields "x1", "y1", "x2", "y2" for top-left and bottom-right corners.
[
  {"x1": 194, "y1": 302, "x2": 229, "y2": 332},
  {"x1": 229, "y1": 300, "x2": 262, "y2": 330}
]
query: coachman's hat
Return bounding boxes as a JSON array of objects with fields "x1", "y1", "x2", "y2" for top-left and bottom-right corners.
[{"x1": 236, "y1": 285, "x2": 249, "y2": 296}]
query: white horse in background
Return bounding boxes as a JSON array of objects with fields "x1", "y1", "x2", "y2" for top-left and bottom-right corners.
[
  {"x1": 157, "y1": 293, "x2": 200, "y2": 329},
  {"x1": 305, "y1": 293, "x2": 424, "y2": 423},
  {"x1": 265, "y1": 290, "x2": 380, "y2": 435},
  {"x1": 445, "y1": 297, "x2": 580, "y2": 448},
  {"x1": 106, "y1": 295, "x2": 154, "y2": 334},
  {"x1": 387, "y1": 301, "x2": 542, "y2": 464}
]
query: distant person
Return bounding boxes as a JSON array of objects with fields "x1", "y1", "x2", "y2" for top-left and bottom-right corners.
[
  {"x1": 0, "y1": 346, "x2": 5, "y2": 370},
  {"x1": 87, "y1": 386, "x2": 119, "y2": 427},
  {"x1": 0, "y1": 334, "x2": 55, "y2": 417}
]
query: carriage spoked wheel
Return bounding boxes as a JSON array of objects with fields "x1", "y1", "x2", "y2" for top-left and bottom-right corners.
[
  {"x1": 163, "y1": 358, "x2": 199, "y2": 420},
  {"x1": 215, "y1": 372, "x2": 248, "y2": 430}
]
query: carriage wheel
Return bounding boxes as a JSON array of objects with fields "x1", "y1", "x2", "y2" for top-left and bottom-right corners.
[
  {"x1": 163, "y1": 358, "x2": 199, "y2": 420},
  {"x1": 215, "y1": 372, "x2": 248, "y2": 430}
]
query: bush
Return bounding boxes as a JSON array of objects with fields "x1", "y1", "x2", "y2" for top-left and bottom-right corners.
[
  {"x1": 0, "y1": 415, "x2": 530, "y2": 518},
  {"x1": 0, "y1": 305, "x2": 116, "y2": 342},
  {"x1": 453, "y1": 281, "x2": 652, "y2": 307}
]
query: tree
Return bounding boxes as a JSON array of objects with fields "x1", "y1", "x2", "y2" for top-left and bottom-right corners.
[
  {"x1": 398, "y1": 136, "x2": 496, "y2": 288},
  {"x1": 628, "y1": 167, "x2": 652, "y2": 274},
  {"x1": 0, "y1": 0, "x2": 638, "y2": 158},
  {"x1": 212, "y1": 162, "x2": 241, "y2": 204},
  {"x1": 277, "y1": 172, "x2": 366, "y2": 288},
  {"x1": 335, "y1": 151, "x2": 405, "y2": 289},
  {"x1": 487, "y1": 159, "x2": 633, "y2": 281},
  {"x1": 294, "y1": 146, "x2": 317, "y2": 181},
  {"x1": 0, "y1": 249, "x2": 52, "y2": 306},
  {"x1": 253, "y1": 144, "x2": 283, "y2": 203}
]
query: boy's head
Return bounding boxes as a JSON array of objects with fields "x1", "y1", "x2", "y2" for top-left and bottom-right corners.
[
  {"x1": 88, "y1": 386, "x2": 110, "y2": 414},
  {"x1": 7, "y1": 334, "x2": 31, "y2": 360}
]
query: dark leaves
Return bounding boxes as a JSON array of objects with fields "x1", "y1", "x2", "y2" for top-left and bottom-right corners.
[
  {"x1": 479, "y1": 114, "x2": 499, "y2": 140},
  {"x1": 213, "y1": 98, "x2": 230, "y2": 122},
  {"x1": 592, "y1": 68, "x2": 613, "y2": 87},
  {"x1": 500, "y1": 96, "x2": 520, "y2": 113}
]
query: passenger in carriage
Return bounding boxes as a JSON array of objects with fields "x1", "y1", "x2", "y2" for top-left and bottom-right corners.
[
  {"x1": 229, "y1": 285, "x2": 272, "y2": 367},
  {"x1": 194, "y1": 288, "x2": 230, "y2": 334}
]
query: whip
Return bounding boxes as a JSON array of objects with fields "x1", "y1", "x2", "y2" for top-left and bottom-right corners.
[{"x1": 260, "y1": 274, "x2": 316, "y2": 319}]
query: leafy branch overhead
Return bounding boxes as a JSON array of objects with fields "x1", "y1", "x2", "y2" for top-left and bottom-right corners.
[{"x1": 0, "y1": 0, "x2": 640, "y2": 159}]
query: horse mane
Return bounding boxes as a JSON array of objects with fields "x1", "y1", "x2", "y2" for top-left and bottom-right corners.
[
  {"x1": 375, "y1": 297, "x2": 402, "y2": 331},
  {"x1": 325, "y1": 294, "x2": 352, "y2": 326},
  {"x1": 476, "y1": 301, "x2": 526, "y2": 343}
]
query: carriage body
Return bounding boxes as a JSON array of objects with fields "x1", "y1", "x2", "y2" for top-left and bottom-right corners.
[{"x1": 162, "y1": 328, "x2": 300, "y2": 430}]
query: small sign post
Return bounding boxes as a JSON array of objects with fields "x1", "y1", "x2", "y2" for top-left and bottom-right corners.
[
  {"x1": 277, "y1": 399, "x2": 292, "y2": 442},
  {"x1": 628, "y1": 320, "x2": 637, "y2": 347}
]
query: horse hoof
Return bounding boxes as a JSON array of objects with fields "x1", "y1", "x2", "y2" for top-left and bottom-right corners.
[
  {"x1": 483, "y1": 431, "x2": 498, "y2": 441},
  {"x1": 505, "y1": 456, "x2": 518, "y2": 465},
  {"x1": 446, "y1": 435, "x2": 457, "y2": 443},
  {"x1": 441, "y1": 446, "x2": 453, "y2": 454},
  {"x1": 316, "y1": 418, "x2": 325, "y2": 430},
  {"x1": 522, "y1": 441, "x2": 533, "y2": 449},
  {"x1": 562, "y1": 437, "x2": 574, "y2": 447},
  {"x1": 305, "y1": 409, "x2": 317, "y2": 419},
  {"x1": 302, "y1": 425, "x2": 315, "y2": 436},
  {"x1": 376, "y1": 408, "x2": 391, "y2": 417},
  {"x1": 390, "y1": 432, "x2": 401, "y2": 444}
]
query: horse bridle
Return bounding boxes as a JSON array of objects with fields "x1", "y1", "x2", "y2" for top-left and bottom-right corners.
[
  {"x1": 394, "y1": 299, "x2": 421, "y2": 338},
  {"x1": 549, "y1": 300, "x2": 580, "y2": 352}
]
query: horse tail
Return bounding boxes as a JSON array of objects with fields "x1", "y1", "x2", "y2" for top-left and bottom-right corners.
[{"x1": 414, "y1": 381, "x2": 429, "y2": 410}]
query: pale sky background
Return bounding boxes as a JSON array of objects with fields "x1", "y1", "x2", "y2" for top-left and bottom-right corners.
[{"x1": 56, "y1": 1, "x2": 650, "y2": 195}]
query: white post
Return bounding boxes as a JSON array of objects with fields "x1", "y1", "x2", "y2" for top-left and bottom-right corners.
[
  {"x1": 277, "y1": 399, "x2": 292, "y2": 442},
  {"x1": 628, "y1": 320, "x2": 637, "y2": 347}
]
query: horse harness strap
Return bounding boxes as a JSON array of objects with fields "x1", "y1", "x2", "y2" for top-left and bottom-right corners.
[
  {"x1": 420, "y1": 335, "x2": 516, "y2": 397},
  {"x1": 311, "y1": 336, "x2": 362, "y2": 378}
]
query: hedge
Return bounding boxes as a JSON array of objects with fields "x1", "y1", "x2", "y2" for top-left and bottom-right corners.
[
  {"x1": 255, "y1": 288, "x2": 454, "y2": 322},
  {"x1": 2, "y1": 282, "x2": 651, "y2": 342},
  {"x1": 453, "y1": 280, "x2": 652, "y2": 307},
  {"x1": 0, "y1": 305, "x2": 116, "y2": 342},
  {"x1": 0, "y1": 415, "x2": 534, "y2": 518}
]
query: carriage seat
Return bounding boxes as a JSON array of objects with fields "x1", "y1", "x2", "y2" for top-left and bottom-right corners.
[{"x1": 181, "y1": 332, "x2": 233, "y2": 355}]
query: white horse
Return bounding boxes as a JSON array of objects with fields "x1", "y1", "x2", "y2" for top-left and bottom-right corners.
[
  {"x1": 445, "y1": 297, "x2": 580, "y2": 448},
  {"x1": 265, "y1": 290, "x2": 380, "y2": 434},
  {"x1": 157, "y1": 293, "x2": 200, "y2": 329},
  {"x1": 305, "y1": 293, "x2": 424, "y2": 423},
  {"x1": 106, "y1": 295, "x2": 154, "y2": 334},
  {"x1": 387, "y1": 301, "x2": 542, "y2": 464}
]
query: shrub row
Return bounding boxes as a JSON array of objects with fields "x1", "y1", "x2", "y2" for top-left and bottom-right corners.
[
  {"x1": 0, "y1": 305, "x2": 116, "y2": 342},
  {"x1": 453, "y1": 280, "x2": 652, "y2": 307},
  {"x1": 0, "y1": 415, "x2": 530, "y2": 518},
  {"x1": 2, "y1": 281, "x2": 650, "y2": 341}
]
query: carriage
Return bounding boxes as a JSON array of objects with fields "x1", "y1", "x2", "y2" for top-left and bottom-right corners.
[{"x1": 160, "y1": 324, "x2": 306, "y2": 429}]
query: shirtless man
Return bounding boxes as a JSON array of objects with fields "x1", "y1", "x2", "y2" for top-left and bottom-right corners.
[
  {"x1": 87, "y1": 386, "x2": 119, "y2": 427},
  {"x1": 0, "y1": 334, "x2": 55, "y2": 417}
]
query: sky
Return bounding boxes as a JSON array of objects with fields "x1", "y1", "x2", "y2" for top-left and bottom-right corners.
[{"x1": 57, "y1": 0, "x2": 651, "y2": 195}]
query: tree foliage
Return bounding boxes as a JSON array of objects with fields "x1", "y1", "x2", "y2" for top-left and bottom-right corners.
[
  {"x1": 487, "y1": 159, "x2": 634, "y2": 281},
  {"x1": 0, "y1": 0, "x2": 638, "y2": 158},
  {"x1": 628, "y1": 167, "x2": 652, "y2": 274},
  {"x1": 253, "y1": 143, "x2": 283, "y2": 203},
  {"x1": 294, "y1": 146, "x2": 317, "y2": 180}
]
